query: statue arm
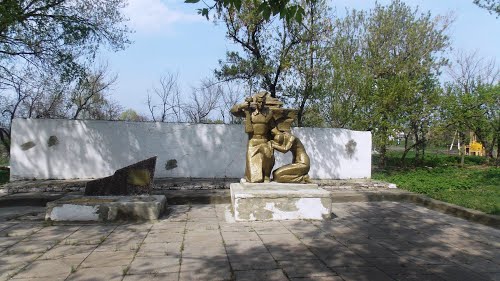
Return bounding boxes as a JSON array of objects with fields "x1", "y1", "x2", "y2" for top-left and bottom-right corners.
[
  {"x1": 271, "y1": 135, "x2": 295, "y2": 153},
  {"x1": 231, "y1": 97, "x2": 254, "y2": 118},
  {"x1": 230, "y1": 103, "x2": 247, "y2": 118},
  {"x1": 271, "y1": 141, "x2": 289, "y2": 153},
  {"x1": 231, "y1": 102, "x2": 254, "y2": 133}
]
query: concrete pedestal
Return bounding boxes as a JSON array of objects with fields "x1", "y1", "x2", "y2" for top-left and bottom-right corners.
[
  {"x1": 230, "y1": 183, "x2": 332, "y2": 221},
  {"x1": 45, "y1": 195, "x2": 166, "y2": 222}
]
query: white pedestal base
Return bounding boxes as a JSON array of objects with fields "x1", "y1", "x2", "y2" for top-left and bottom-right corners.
[
  {"x1": 45, "y1": 195, "x2": 166, "y2": 222},
  {"x1": 230, "y1": 183, "x2": 332, "y2": 221}
]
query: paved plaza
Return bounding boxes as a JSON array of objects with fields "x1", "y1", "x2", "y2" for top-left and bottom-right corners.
[{"x1": 0, "y1": 202, "x2": 499, "y2": 281}]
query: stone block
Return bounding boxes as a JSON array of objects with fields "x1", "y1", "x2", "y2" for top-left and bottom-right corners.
[
  {"x1": 84, "y1": 156, "x2": 157, "y2": 195},
  {"x1": 45, "y1": 195, "x2": 166, "y2": 222},
  {"x1": 230, "y1": 183, "x2": 331, "y2": 221}
]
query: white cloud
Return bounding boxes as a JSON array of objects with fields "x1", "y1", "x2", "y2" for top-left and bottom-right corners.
[{"x1": 124, "y1": 0, "x2": 203, "y2": 34}]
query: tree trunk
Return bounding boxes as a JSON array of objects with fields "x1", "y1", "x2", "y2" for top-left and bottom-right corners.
[
  {"x1": 297, "y1": 6, "x2": 316, "y2": 127},
  {"x1": 474, "y1": 129, "x2": 493, "y2": 159},
  {"x1": 486, "y1": 140, "x2": 495, "y2": 159},
  {"x1": 379, "y1": 144, "x2": 387, "y2": 168},
  {"x1": 414, "y1": 130, "x2": 420, "y2": 161},
  {"x1": 297, "y1": 84, "x2": 312, "y2": 127},
  {"x1": 459, "y1": 133, "x2": 465, "y2": 167},
  {"x1": 0, "y1": 128, "x2": 10, "y2": 156},
  {"x1": 421, "y1": 137, "x2": 427, "y2": 160},
  {"x1": 401, "y1": 134, "x2": 410, "y2": 163},
  {"x1": 420, "y1": 124, "x2": 427, "y2": 163},
  {"x1": 496, "y1": 134, "x2": 500, "y2": 166},
  {"x1": 269, "y1": 83, "x2": 276, "y2": 98}
]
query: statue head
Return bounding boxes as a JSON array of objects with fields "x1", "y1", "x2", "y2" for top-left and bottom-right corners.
[
  {"x1": 273, "y1": 131, "x2": 292, "y2": 146},
  {"x1": 254, "y1": 91, "x2": 268, "y2": 110},
  {"x1": 274, "y1": 133, "x2": 285, "y2": 145}
]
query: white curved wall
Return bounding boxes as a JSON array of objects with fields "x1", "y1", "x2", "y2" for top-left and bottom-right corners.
[{"x1": 10, "y1": 119, "x2": 371, "y2": 180}]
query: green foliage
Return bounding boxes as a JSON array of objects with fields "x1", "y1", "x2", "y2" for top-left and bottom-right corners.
[
  {"x1": 300, "y1": 104, "x2": 326, "y2": 127},
  {"x1": 0, "y1": 0, "x2": 130, "y2": 79},
  {"x1": 214, "y1": 0, "x2": 304, "y2": 97},
  {"x1": 119, "y1": 109, "x2": 149, "y2": 122},
  {"x1": 0, "y1": 152, "x2": 8, "y2": 166},
  {"x1": 474, "y1": 0, "x2": 500, "y2": 17},
  {"x1": 283, "y1": 0, "x2": 333, "y2": 126},
  {"x1": 373, "y1": 151, "x2": 500, "y2": 215},
  {"x1": 185, "y1": 0, "x2": 305, "y2": 23},
  {"x1": 441, "y1": 51, "x2": 500, "y2": 159},
  {"x1": 374, "y1": 166, "x2": 500, "y2": 215},
  {"x1": 373, "y1": 149, "x2": 488, "y2": 168},
  {"x1": 316, "y1": 0, "x2": 451, "y2": 165}
]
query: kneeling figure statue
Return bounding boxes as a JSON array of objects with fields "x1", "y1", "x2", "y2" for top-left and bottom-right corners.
[{"x1": 230, "y1": 91, "x2": 311, "y2": 184}]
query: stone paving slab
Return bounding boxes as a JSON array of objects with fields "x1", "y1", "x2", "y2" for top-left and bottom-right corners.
[{"x1": 0, "y1": 202, "x2": 499, "y2": 281}]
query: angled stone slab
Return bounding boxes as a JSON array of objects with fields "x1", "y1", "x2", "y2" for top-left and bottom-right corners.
[
  {"x1": 85, "y1": 156, "x2": 157, "y2": 196},
  {"x1": 45, "y1": 195, "x2": 166, "y2": 222},
  {"x1": 230, "y1": 183, "x2": 331, "y2": 221}
]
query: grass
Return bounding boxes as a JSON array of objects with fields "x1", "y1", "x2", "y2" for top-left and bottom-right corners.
[
  {"x1": 373, "y1": 151, "x2": 500, "y2": 215},
  {"x1": 122, "y1": 265, "x2": 130, "y2": 276},
  {"x1": 0, "y1": 170, "x2": 8, "y2": 185}
]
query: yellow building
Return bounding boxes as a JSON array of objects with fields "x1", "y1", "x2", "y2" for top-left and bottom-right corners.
[{"x1": 465, "y1": 133, "x2": 485, "y2": 156}]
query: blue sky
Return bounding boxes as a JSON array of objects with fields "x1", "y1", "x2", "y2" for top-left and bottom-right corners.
[{"x1": 100, "y1": 0, "x2": 500, "y2": 116}]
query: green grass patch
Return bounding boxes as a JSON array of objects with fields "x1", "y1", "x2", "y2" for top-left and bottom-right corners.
[
  {"x1": 0, "y1": 170, "x2": 8, "y2": 185},
  {"x1": 373, "y1": 150, "x2": 488, "y2": 167},
  {"x1": 373, "y1": 151, "x2": 500, "y2": 215}
]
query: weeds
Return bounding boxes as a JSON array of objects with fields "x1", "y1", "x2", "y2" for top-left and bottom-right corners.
[
  {"x1": 42, "y1": 220, "x2": 54, "y2": 227},
  {"x1": 99, "y1": 236, "x2": 106, "y2": 243},
  {"x1": 122, "y1": 265, "x2": 130, "y2": 276}
]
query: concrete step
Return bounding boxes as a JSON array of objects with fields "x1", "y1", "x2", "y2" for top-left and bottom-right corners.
[
  {"x1": 0, "y1": 192, "x2": 66, "y2": 207},
  {"x1": 154, "y1": 189, "x2": 231, "y2": 205}
]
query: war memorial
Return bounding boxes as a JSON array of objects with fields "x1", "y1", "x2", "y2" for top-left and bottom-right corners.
[{"x1": 0, "y1": 91, "x2": 498, "y2": 280}]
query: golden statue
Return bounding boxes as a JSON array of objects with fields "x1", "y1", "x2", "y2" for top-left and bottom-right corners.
[
  {"x1": 231, "y1": 91, "x2": 277, "y2": 182},
  {"x1": 231, "y1": 91, "x2": 311, "y2": 184},
  {"x1": 271, "y1": 131, "x2": 311, "y2": 183}
]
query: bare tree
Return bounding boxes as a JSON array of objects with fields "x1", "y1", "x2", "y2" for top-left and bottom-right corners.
[
  {"x1": 0, "y1": 66, "x2": 52, "y2": 153},
  {"x1": 447, "y1": 50, "x2": 500, "y2": 94},
  {"x1": 0, "y1": 69, "x2": 31, "y2": 153},
  {"x1": 0, "y1": 61, "x2": 124, "y2": 155},
  {"x1": 70, "y1": 63, "x2": 118, "y2": 120},
  {"x1": 35, "y1": 86, "x2": 68, "y2": 119},
  {"x1": 214, "y1": 2, "x2": 303, "y2": 100},
  {"x1": 99, "y1": 99, "x2": 124, "y2": 121},
  {"x1": 184, "y1": 79, "x2": 221, "y2": 123},
  {"x1": 147, "y1": 72, "x2": 182, "y2": 122},
  {"x1": 445, "y1": 50, "x2": 500, "y2": 159},
  {"x1": 219, "y1": 81, "x2": 244, "y2": 124}
]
